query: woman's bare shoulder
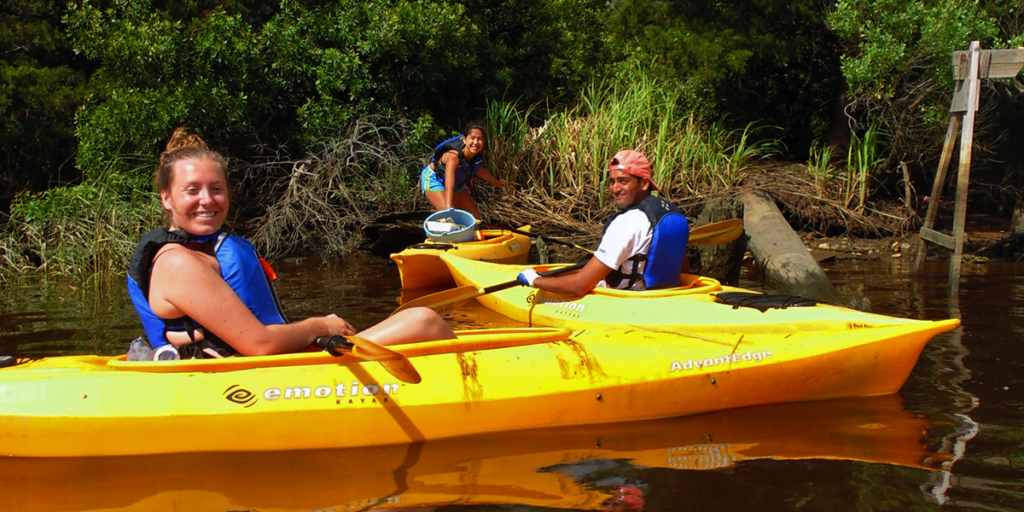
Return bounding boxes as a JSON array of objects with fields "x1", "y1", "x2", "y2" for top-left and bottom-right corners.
[{"x1": 152, "y1": 244, "x2": 217, "y2": 275}]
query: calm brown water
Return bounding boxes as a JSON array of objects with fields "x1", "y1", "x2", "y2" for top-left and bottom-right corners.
[{"x1": 0, "y1": 254, "x2": 1022, "y2": 512}]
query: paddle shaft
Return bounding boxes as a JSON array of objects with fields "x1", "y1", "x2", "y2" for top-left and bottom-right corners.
[
  {"x1": 485, "y1": 218, "x2": 743, "y2": 250},
  {"x1": 481, "y1": 224, "x2": 592, "y2": 253},
  {"x1": 482, "y1": 260, "x2": 587, "y2": 295},
  {"x1": 392, "y1": 260, "x2": 588, "y2": 316}
]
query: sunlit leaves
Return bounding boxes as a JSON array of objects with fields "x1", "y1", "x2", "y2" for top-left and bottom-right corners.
[{"x1": 828, "y1": 0, "x2": 998, "y2": 98}]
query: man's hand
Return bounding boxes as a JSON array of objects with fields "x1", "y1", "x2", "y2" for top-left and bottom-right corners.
[{"x1": 517, "y1": 269, "x2": 540, "y2": 287}]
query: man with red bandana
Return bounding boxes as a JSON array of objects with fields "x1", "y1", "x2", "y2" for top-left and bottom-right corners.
[{"x1": 518, "y1": 149, "x2": 690, "y2": 294}]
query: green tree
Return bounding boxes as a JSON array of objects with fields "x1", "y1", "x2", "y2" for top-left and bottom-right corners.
[
  {"x1": 64, "y1": 0, "x2": 607, "y2": 180},
  {"x1": 827, "y1": 0, "x2": 1010, "y2": 186},
  {"x1": 604, "y1": 0, "x2": 846, "y2": 158},
  {"x1": 1, "y1": 0, "x2": 93, "y2": 211},
  {"x1": 65, "y1": 0, "x2": 491, "y2": 176},
  {"x1": 461, "y1": 0, "x2": 609, "y2": 112}
]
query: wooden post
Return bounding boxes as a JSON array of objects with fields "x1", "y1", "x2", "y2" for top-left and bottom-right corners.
[
  {"x1": 914, "y1": 113, "x2": 961, "y2": 271},
  {"x1": 948, "y1": 42, "x2": 982, "y2": 292},
  {"x1": 914, "y1": 42, "x2": 1024, "y2": 292}
]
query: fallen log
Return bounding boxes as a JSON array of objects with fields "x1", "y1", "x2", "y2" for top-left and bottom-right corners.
[{"x1": 739, "y1": 190, "x2": 846, "y2": 306}]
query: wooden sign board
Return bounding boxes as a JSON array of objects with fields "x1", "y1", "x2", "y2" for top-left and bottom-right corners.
[
  {"x1": 952, "y1": 49, "x2": 1024, "y2": 79},
  {"x1": 949, "y1": 48, "x2": 1024, "y2": 112}
]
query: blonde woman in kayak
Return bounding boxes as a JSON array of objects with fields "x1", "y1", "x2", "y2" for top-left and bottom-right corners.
[
  {"x1": 127, "y1": 127, "x2": 454, "y2": 358},
  {"x1": 420, "y1": 122, "x2": 507, "y2": 218}
]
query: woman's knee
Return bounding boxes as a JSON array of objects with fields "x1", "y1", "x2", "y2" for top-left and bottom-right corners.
[
  {"x1": 400, "y1": 307, "x2": 441, "y2": 326},
  {"x1": 453, "y1": 195, "x2": 480, "y2": 217},
  {"x1": 405, "y1": 308, "x2": 453, "y2": 336}
]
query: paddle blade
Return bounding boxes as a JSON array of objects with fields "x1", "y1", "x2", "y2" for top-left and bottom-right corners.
[
  {"x1": 326, "y1": 335, "x2": 422, "y2": 384},
  {"x1": 392, "y1": 285, "x2": 483, "y2": 316},
  {"x1": 378, "y1": 360, "x2": 422, "y2": 384},
  {"x1": 689, "y1": 219, "x2": 744, "y2": 247},
  {"x1": 349, "y1": 335, "x2": 422, "y2": 384}
]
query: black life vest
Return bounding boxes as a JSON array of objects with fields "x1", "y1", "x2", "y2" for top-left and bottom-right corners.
[
  {"x1": 602, "y1": 195, "x2": 690, "y2": 290},
  {"x1": 126, "y1": 229, "x2": 287, "y2": 358},
  {"x1": 430, "y1": 136, "x2": 483, "y2": 189}
]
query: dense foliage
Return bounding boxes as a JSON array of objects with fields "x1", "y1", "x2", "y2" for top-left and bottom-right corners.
[
  {"x1": 828, "y1": 0, "x2": 1006, "y2": 183},
  {"x1": 604, "y1": 0, "x2": 847, "y2": 158},
  {"x1": 62, "y1": 0, "x2": 608, "y2": 176},
  {"x1": 0, "y1": 0, "x2": 92, "y2": 211},
  {"x1": 1, "y1": 0, "x2": 1021, "y2": 275}
]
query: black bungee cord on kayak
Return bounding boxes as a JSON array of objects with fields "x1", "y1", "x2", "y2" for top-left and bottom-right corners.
[{"x1": 712, "y1": 292, "x2": 818, "y2": 313}]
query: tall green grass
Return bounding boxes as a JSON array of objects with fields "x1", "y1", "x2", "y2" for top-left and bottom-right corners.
[
  {"x1": 802, "y1": 126, "x2": 887, "y2": 215},
  {"x1": 0, "y1": 160, "x2": 161, "y2": 281},
  {"x1": 486, "y1": 71, "x2": 778, "y2": 209},
  {"x1": 845, "y1": 125, "x2": 885, "y2": 212},
  {"x1": 807, "y1": 141, "x2": 838, "y2": 197}
]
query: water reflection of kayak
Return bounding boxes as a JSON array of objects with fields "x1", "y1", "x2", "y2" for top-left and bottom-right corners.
[{"x1": 0, "y1": 395, "x2": 944, "y2": 512}]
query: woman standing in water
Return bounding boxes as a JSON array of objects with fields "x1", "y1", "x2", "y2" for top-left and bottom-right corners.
[
  {"x1": 128, "y1": 127, "x2": 455, "y2": 358},
  {"x1": 420, "y1": 122, "x2": 506, "y2": 218}
]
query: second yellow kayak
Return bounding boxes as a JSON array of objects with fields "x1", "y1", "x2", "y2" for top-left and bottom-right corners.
[
  {"x1": 438, "y1": 254, "x2": 945, "y2": 333},
  {"x1": 391, "y1": 227, "x2": 531, "y2": 289}
]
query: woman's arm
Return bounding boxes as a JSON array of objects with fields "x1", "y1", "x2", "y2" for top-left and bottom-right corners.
[
  {"x1": 475, "y1": 167, "x2": 506, "y2": 188},
  {"x1": 148, "y1": 246, "x2": 355, "y2": 356},
  {"x1": 441, "y1": 151, "x2": 460, "y2": 209}
]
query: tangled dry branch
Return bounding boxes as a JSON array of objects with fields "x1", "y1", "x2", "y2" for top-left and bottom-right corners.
[{"x1": 241, "y1": 116, "x2": 425, "y2": 258}]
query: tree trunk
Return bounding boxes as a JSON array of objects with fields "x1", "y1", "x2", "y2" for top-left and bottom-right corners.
[{"x1": 695, "y1": 196, "x2": 746, "y2": 285}]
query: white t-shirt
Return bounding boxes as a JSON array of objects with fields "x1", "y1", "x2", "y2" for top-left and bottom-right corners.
[{"x1": 594, "y1": 210, "x2": 652, "y2": 290}]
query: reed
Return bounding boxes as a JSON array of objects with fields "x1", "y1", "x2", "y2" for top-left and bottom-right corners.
[
  {"x1": 844, "y1": 125, "x2": 885, "y2": 212},
  {"x1": 485, "y1": 73, "x2": 779, "y2": 217},
  {"x1": 0, "y1": 165, "x2": 161, "y2": 280},
  {"x1": 807, "y1": 141, "x2": 839, "y2": 197}
]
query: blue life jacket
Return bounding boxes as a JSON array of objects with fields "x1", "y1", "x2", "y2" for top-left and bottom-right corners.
[
  {"x1": 427, "y1": 135, "x2": 483, "y2": 189},
  {"x1": 127, "y1": 229, "x2": 287, "y2": 357},
  {"x1": 602, "y1": 195, "x2": 689, "y2": 289}
]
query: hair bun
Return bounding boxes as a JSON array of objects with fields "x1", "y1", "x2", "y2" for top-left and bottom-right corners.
[{"x1": 164, "y1": 127, "x2": 207, "y2": 153}]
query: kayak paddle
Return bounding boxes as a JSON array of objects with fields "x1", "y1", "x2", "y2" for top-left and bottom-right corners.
[
  {"x1": 484, "y1": 218, "x2": 744, "y2": 250},
  {"x1": 480, "y1": 224, "x2": 594, "y2": 253},
  {"x1": 393, "y1": 219, "x2": 745, "y2": 317},
  {"x1": 689, "y1": 218, "x2": 744, "y2": 246},
  {"x1": 318, "y1": 334, "x2": 422, "y2": 384},
  {"x1": 392, "y1": 260, "x2": 588, "y2": 316}
]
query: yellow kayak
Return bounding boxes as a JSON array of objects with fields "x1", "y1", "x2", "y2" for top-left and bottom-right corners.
[
  {"x1": 438, "y1": 254, "x2": 954, "y2": 333},
  {"x1": 391, "y1": 227, "x2": 531, "y2": 289},
  {"x1": 0, "y1": 395, "x2": 942, "y2": 511},
  {"x1": 0, "y1": 317, "x2": 955, "y2": 457}
]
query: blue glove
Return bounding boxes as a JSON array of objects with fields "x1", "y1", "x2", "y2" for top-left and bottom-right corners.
[{"x1": 517, "y1": 269, "x2": 540, "y2": 287}]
